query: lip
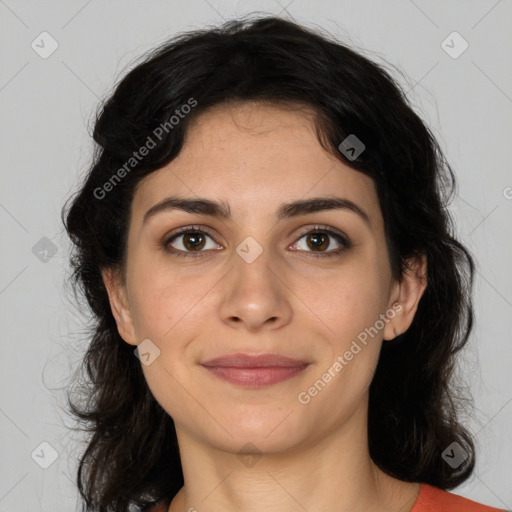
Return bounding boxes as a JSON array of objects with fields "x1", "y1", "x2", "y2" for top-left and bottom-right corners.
[
  {"x1": 201, "y1": 353, "x2": 308, "y2": 368},
  {"x1": 200, "y1": 353, "x2": 310, "y2": 387}
]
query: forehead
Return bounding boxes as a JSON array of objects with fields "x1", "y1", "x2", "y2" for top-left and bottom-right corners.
[{"x1": 131, "y1": 101, "x2": 381, "y2": 227}]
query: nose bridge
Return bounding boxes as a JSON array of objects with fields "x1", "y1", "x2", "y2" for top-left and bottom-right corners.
[
  {"x1": 218, "y1": 233, "x2": 292, "y2": 330},
  {"x1": 231, "y1": 233, "x2": 276, "y2": 296}
]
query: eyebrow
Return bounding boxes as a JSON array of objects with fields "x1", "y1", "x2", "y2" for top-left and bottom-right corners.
[{"x1": 143, "y1": 195, "x2": 371, "y2": 228}]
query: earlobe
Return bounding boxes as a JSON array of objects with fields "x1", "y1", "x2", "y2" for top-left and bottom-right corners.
[
  {"x1": 384, "y1": 254, "x2": 428, "y2": 340},
  {"x1": 101, "y1": 268, "x2": 138, "y2": 346}
]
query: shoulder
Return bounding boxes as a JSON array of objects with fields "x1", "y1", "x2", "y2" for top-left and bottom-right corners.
[{"x1": 411, "y1": 483, "x2": 507, "y2": 512}]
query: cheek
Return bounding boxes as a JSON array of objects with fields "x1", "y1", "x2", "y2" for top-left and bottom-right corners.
[
  {"x1": 130, "y1": 281, "x2": 173, "y2": 340},
  {"x1": 129, "y1": 257, "x2": 181, "y2": 329},
  {"x1": 301, "y1": 265, "x2": 387, "y2": 344},
  {"x1": 129, "y1": 264, "x2": 217, "y2": 350},
  {"x1": 299, "y1": 273, "x2": 386, "y2": 413}
]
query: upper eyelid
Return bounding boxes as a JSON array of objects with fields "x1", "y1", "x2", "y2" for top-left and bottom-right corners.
[
  {"x1": 166, "y1": 224, "x2": 219, "y2": 242},
  {"x1": 294, "y1": 224, "x2": 347, "y2": 239}
]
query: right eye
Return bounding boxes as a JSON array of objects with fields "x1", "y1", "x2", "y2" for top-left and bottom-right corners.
[{"x1": 162, "y1": 227, "x2": 222, "y2": 257}]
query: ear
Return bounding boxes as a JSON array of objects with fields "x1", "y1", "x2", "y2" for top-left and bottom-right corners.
[
  {"x1": 101, "y1": 267, "x2": 138, "y2": 346},
  {"x1": 383, "y1": 254, "x2": 428, "y2": 341}
]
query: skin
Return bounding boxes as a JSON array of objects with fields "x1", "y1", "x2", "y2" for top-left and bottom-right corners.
[{"x1": 103, "y1": 101, "x2": 427, "y2": 512}]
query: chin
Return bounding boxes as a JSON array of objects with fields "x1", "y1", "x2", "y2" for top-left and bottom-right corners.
[
  {"x1": 214, "y1": 410, "x2": 303, "y2": 451},
  {"x1": 211, "y1": 430, "x2": 301, "y2": 457}
]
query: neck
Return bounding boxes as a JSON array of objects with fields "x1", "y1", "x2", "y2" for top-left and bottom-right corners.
[{"x1": 168, "y1": 398, "x2": 420, "y2": 512}]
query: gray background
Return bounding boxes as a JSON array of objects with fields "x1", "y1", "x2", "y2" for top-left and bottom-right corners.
[{"x1": 1, "y1": 0, "x2": 511, "y2": 510}]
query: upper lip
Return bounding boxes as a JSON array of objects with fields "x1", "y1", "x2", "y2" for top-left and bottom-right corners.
[{"x1": 200, "y1": 353, "x2": 309, "y2": 368}]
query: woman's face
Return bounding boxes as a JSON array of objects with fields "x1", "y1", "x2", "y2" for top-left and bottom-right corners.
[{"x1": 104, "y1": 101, "x2": 425, "y2": 454}]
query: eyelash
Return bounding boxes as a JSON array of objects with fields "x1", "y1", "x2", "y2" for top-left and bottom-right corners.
[{"x1": 161, "y1": 224, "x2": 352, "y2": 259}]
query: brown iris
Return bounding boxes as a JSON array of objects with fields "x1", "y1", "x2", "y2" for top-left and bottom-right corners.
[
  {"x1": 183, "y1": 232, "x2": 206, "y2": 251},
  {"x1": 306, "y1": 232, "x2": 329, "y2": 251}
]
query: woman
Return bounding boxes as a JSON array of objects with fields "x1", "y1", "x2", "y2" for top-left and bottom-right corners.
[{"x1": 62, "y1": 15, "x2": 506, "y2": 512}]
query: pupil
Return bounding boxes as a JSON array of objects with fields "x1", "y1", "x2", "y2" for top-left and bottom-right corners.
[
  {"x1": 184, "y1": 232, "x2": 204, "y2": 250},
  {"x1": 308, "y1": 233, "x2": 328, "y2": 250}
]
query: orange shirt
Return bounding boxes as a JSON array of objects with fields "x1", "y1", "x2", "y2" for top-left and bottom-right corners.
[
  {"x1": 142, "y1": 483, "x2": 507, "y2": 511},
  {"x1": 412, "y1": 483, "x2": 506, "y2": 511}
]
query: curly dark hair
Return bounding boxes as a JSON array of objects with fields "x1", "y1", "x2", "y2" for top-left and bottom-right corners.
[{"x1": 62, "y1": 14, "x2": 476, "y2": 512}]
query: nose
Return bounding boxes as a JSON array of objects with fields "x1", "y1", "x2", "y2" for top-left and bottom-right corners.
[{"x1": 218, "y1": 245, "x2": 293, "y2": 333}]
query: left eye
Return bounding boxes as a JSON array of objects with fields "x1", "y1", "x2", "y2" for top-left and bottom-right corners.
[{"x1": 290, "y1": 229, "x2": 350, "y2": 256}]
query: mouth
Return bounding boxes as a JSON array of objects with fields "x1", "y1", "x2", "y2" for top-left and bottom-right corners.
[{"x1": 200, "y1": 353, "x2": 310, "y2": 387}]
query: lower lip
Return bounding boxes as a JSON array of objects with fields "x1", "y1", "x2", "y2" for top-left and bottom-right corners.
[{"x1": 202, "y1": 365, "x2": 308, "y2": 387}]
